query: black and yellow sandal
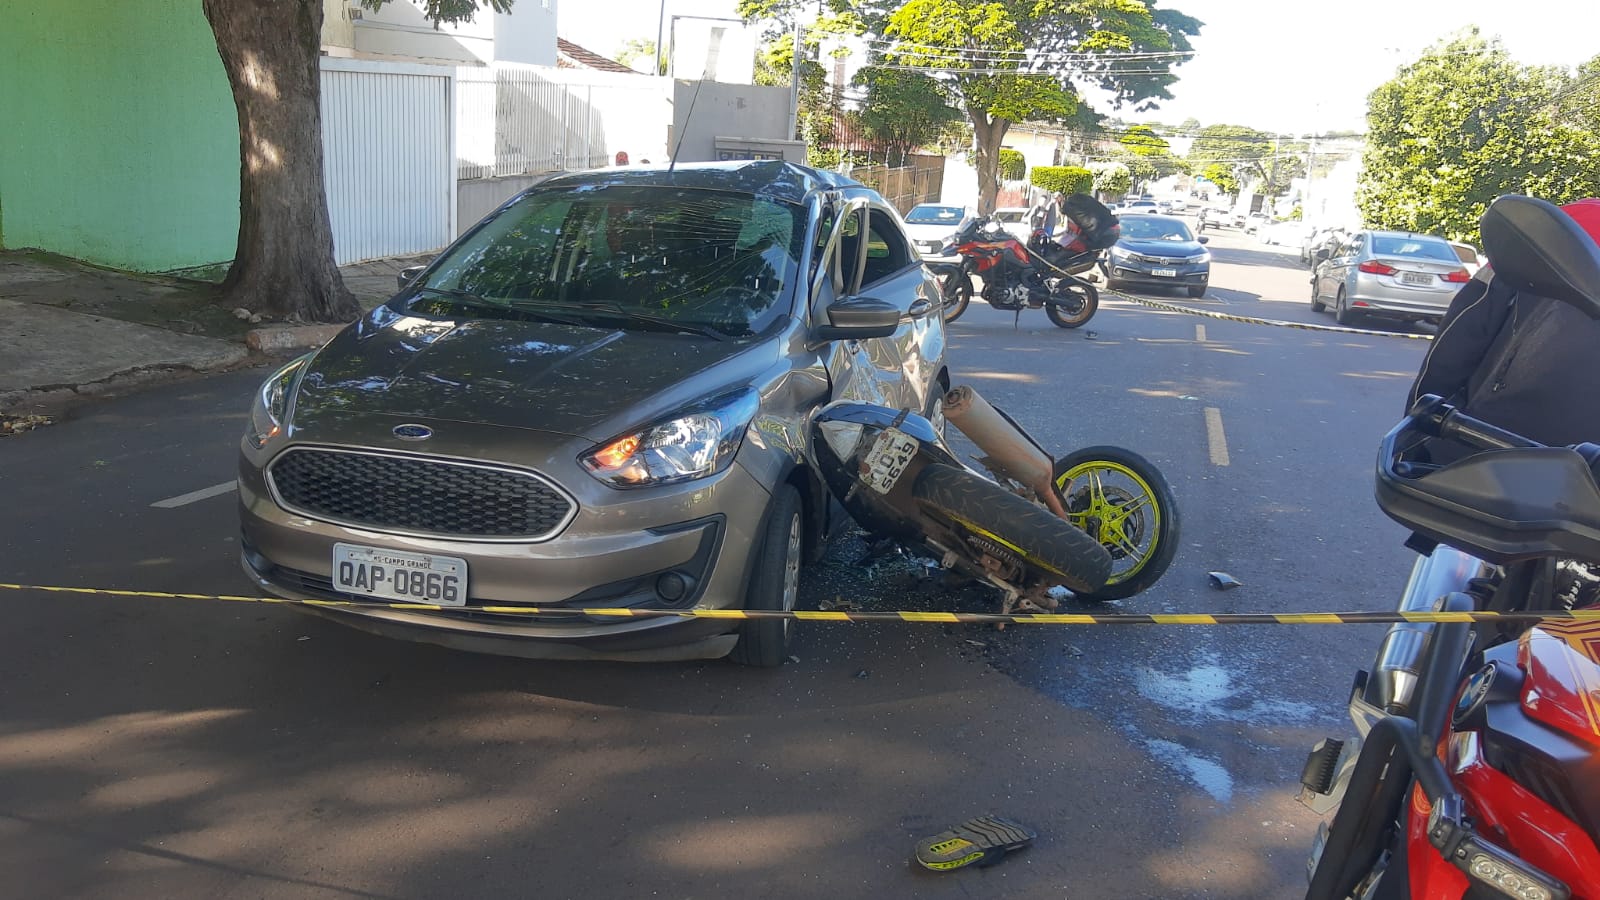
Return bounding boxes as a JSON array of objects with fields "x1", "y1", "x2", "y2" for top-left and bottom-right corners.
[{"x1": 913, "y1": 815, "x2": 1037, "y2": 872}]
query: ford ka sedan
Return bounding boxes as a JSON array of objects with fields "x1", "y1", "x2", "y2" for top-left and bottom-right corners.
[
  {"x1": 1104, "y1": 214, "x2": 1212, "y2": 298},
  {"x1": 238, "y1": 162, "x2": 949, "y2": 666},
  {"x1": 1310, "y1": 230, "x2": 1470, "y2": 326}
]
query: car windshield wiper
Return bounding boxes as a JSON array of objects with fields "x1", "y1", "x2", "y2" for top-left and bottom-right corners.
[{"x1": 565, "y1": 302, "x2": 733, "y2": 341}]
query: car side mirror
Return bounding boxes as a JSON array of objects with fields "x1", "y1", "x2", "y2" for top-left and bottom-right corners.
[
  {"x1": 398, "y1": 265, "x2": 427, "y2": 290},
  {"x1": 1198, "y1": 236, "x2": 1210, "y2": 245},
  {"x1": 816, "y1": 295, "x2": 900, "y2": 340}
]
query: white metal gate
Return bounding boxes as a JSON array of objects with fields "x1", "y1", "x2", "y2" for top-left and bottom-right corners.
[{"x1": 320, "y1": 58, "x2": 455, "y2": 265}]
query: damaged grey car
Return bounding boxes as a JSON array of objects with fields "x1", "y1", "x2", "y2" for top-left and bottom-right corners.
[{"x1": 237, "y1": 161, "x2": 948, "y2": 666}]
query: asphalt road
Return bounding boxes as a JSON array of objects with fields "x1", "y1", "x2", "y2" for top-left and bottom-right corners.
[{"x1": 0, "y1": 229, "x2": 1433, "y2": 899}]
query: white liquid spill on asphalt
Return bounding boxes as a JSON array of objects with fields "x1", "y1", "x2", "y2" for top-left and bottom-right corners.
[
  {"x1": 1145, "y1": 739, "x2": 1234, "y2": 804},
  {"x1": 1135, "y1": 658, "x2": 1316, "y2": 726}
]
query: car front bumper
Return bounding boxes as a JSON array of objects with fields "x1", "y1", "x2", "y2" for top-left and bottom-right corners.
[
  {"x1": 238, "y1": 440, "x2": 775, "y2": 660},
  {"x1": 1108, "y1": 257, "x2": 1209, "y2": 288}
]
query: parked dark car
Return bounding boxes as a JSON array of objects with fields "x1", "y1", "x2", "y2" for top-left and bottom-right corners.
[
  {"x1": 1104, "y1": 214, "x2": 1212, "y2": 298},
  {"x1": 237, "y1": 161, "x2": 949, "y2": 667}
]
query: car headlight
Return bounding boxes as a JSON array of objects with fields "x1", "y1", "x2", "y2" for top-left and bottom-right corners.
[
  {"x1": 1109, "y1": 246, "x2": 1133, "y2": 260},
  {"x1": 581, "y1": 389, "x2": 760, "y2": 487},
  {"x1": 246, "y1": 355, "x2": 310, "y2": 449},
  {"x1": 1189, "y1": 251, "x2": 1211, "y2": 264}
]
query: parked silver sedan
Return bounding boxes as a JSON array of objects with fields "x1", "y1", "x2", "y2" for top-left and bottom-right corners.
[{"x1": 1310, "y1": 230, "x2": 1471, "y2": 326}]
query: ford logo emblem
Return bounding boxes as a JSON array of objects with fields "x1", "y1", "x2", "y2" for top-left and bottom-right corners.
[{"x1": 392, "y1": 424, "x2": 433, "y2": 441}]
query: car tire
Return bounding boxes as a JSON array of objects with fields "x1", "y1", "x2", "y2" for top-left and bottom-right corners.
[
  {"x1": 1334, "y1": 288, "x2": 1359, "y2": 326},
  {"x1": 912, "y1": 464, "x2": 1111, "y2": 596},
  {"x1": 1310, "y1": 279, "x2": 1326, "y2": 312},
  {"x1": 940, "y1": 274, "x2": 972, "y2": 323},
  {"x1": 730, "y1": 485, "x2": 804, "y2": 668},
  {"x1": 1186, "y1": 283, "x2": 1207, "y2": 299}
]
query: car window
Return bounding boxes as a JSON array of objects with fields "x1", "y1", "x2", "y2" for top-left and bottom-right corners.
[
  {"x1": 1370, "y1": 235, "x2": 1458, "y2": 262},
  {"x1": 1120, "y1": 216, "x2": 1195, "y2": 242},
  {"x1": 993, "y1": 210, "x2": 1026, "y2": 224},
  {"x1": 861, "y1": 208, "x2": 915, "y2": 288},
  {"x1": 905, "y1": 205, "x2": 965, "y2": 225},
  {"x1": 417, "y1": 186, "x2": 806, "y2": 335},
  {"x1": 1451, "y1": 243, "x2": 1480, "y2": 264}
]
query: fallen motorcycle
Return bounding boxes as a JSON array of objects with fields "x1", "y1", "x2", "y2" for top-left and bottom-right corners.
[
  {"x1": 1299, "y1": 195, "x2": 1600, "y2": 900},
  {"x1": 924, "y1": 195, "x2": 1120, "y2": 329},
  {"x1": 812, "y1": 384, "x2": 1178, "y2": 613}
]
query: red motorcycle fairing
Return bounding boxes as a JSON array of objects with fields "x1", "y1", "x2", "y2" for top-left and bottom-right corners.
[
  {"x1": 953, "y1": 236, "x2": 1030, "y2": 273},
  {"x1": 1406, "y1": 732, "x2": 1600, "y2": 899},
  {"x1": 1399, "y1": 624, "x2": 1600, "y2": 900}
]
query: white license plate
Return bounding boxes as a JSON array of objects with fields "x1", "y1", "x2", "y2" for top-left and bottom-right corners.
[
  {"x1": 1151, "y1": 268, "x2": 1178, "y2": 278},
  {"x1": 333, "y1": 543, "x2": 468, "y2": 606},
  {"x1": 1401, "y1": 271, "x2": 1432, "y2": 286},
  {"x1": 861, "y1": 427, "x2": 919, "y2": 494}
]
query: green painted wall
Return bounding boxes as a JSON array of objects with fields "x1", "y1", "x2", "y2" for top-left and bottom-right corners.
[{"x1": 0, "y1": 0, "x2": 239, "y2": 271}]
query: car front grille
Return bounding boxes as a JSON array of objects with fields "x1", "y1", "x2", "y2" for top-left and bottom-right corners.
[{"x1": 267, "y1": 447, "x2": 575, "y2": 540}]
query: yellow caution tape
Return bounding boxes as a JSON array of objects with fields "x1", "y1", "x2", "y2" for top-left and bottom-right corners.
[
  {"x1": 4, "y1": 582, "x2": 1598, "y2": 626},
  {"x1": 1106, "y1": 290, "x2": 1436, "y2": 340}
]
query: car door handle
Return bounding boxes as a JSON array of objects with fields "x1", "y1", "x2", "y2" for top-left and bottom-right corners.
[{"x1": 907, "y1": 299, "x2": 933, "y2": 318}]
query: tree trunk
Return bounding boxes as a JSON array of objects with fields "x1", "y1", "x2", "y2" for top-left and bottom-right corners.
[
  {"x1": 203, "y1": 0, "x2": 357, "y2": 323},
  {"x1": 967, "y1": 108, "x2": 1011, "y2": 215}
]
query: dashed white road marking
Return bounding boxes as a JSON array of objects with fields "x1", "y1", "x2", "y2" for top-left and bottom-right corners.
[
  {"x1": 152, "y1": 481, "x2": 238, "y2": 509},
  {"x1": 1204, "y1": 407, "x2": 1231, "y2": 467},
  {"x1": 1195, "y1": 323, "x2": 1207, "y2": 342}
]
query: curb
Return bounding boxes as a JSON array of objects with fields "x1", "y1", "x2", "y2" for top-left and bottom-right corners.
[{"x1": 245, "y1": 324, "x2": 348, "y2": 354}]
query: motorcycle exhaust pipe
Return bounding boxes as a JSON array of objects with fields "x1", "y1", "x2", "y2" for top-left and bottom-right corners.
[
  {"x1": 1368, "y1": 545, "x2": 1490, "y2": 715},
  {"x1": 942, "y1": 385, "x2": 1069, "y2": 519}
]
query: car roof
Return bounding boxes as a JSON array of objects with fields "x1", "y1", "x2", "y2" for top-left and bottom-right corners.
[
  {"x1": 1120, "y1": 213, "x2": 1187, "y2": 226},
  {"x1": 537, "y1": 160, "x2": 859, "y2": 206}
]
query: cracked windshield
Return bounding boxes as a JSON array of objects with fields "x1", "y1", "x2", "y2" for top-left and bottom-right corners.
[{"x1": 4, "y1": 0, "x2": 1599, "y2": 897}]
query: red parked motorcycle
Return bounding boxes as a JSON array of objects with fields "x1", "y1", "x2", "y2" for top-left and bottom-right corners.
[
  {"x1": 1299, "y1": 195, "x2": 1600, "y2": 900},
  {"x1": 924, "y1": 196, "x2": 1119, "y2": 329}
]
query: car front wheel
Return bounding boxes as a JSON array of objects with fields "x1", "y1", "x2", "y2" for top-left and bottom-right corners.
[{"x1": 730, "y1": 485, "x2": 804, "y2": 668}]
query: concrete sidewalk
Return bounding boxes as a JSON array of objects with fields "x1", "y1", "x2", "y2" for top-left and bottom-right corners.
[{"x1": 0, "y1": 250, "x2": 432, "y2": 422}]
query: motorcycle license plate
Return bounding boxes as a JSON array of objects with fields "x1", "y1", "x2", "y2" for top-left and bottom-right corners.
[
  {"x1": 862, "y1": 428, "x2": 919, "y2": 494},
  {"x1": 333, "y1": 543, "x2": 468, "y2": 606},
  {"x1": 1151, "y1": 267, "x2": 1178, "y2": 278}
]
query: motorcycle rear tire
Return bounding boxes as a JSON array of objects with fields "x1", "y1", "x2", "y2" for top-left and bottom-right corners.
[
  {"x1": 1046, "y1": 282, "x2": 1098, "y2": 329},
  {"x1": 911, "y1": 464, "x2": 1111, "y2": 595},
  {"x1": 941, "y1": 274, "x2": 973, "y2": 323},
  {"x1": 1053, "y1": 447, "x2": 1179, "y2": 601}
]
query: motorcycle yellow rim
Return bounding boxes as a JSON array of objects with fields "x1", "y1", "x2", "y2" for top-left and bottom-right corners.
[{"x1": 1056, "y1": 460, "x2": 1162, "y2": 584}]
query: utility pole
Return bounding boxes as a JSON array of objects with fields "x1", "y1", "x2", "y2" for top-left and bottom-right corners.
[
  {"x1": 789, "y1": 16, "x2": 803, "y2": 140},
  {"x1": 654, "y1": 0, "x2": 667, "y2": 77}
]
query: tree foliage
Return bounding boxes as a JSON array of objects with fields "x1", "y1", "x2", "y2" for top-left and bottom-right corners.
[
  {"x1": 875, "y1": 0, "x2": 1201, "y2": 212},
  {"x1": 1031, "y1": 165, "x2": 1094, "y2": 196},
  {"x1": 852, "y1": 66, "x2": 963, "y2": 166},
  {"x1": 998, "y1": 148, "x2": 1027, "y2": 181},
  {"x1": 1089, "y1": 161, "x2": 1132, "y2": 198},
  {"x1": 1198, "y1": 162, "x2": 1237, "y2": 197},
  {"x1": 1114, "y1": 123, "x2": 1186, "y2": 188},
  {"x1": 1359, "y1": 32, "x2": 1600, "y2": 242},
  {"x1": 612, "y1": 38, "x2": 662, "y2": 75}
]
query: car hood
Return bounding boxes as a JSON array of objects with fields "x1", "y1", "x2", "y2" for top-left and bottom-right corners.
[
  {"x1": 904, "y1": 221, "x2": 962, "y2": 242},
  {"x1": 1116, "y1": 238, "x2": 1206, "y2": 258},
  {"x1": 289, "y1": 304, "x2": 768, "y2": 441}
]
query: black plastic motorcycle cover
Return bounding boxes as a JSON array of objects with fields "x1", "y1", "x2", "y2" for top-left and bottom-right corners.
[{"x1": 1061, "y1": 194, "x2": 1121, "y2": 251}]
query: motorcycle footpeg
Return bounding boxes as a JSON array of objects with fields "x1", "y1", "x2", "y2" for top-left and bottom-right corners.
[
  {"x1": 1299, "y1": 738, "x2": 1345, "y2": 796},
  {"x1": 914, "y1": 815, "x2": 1037, "y2": 872}
]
